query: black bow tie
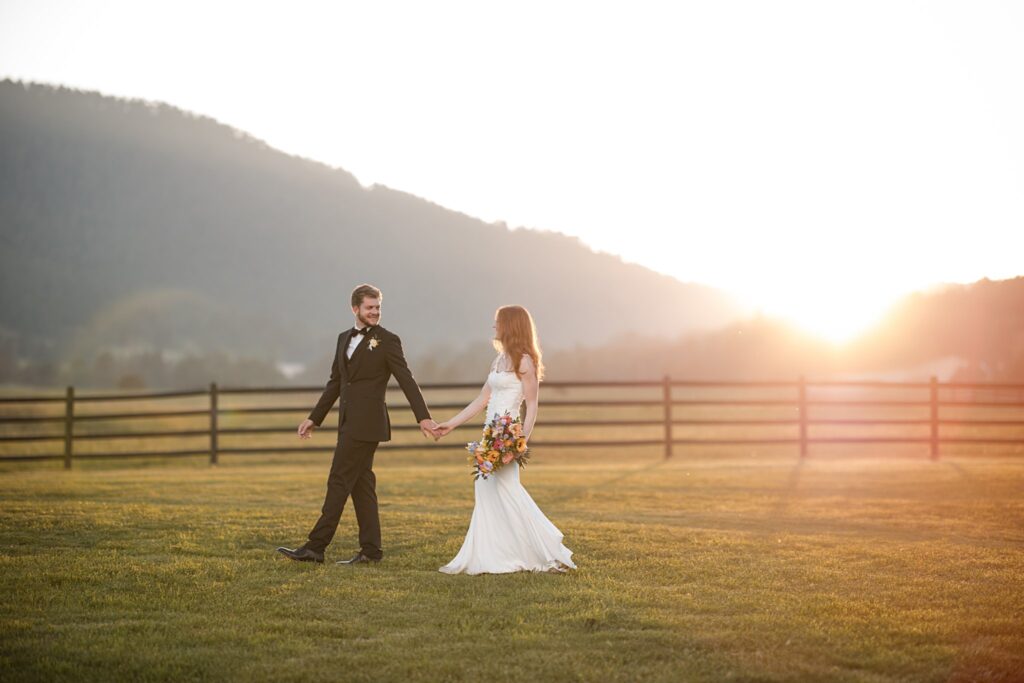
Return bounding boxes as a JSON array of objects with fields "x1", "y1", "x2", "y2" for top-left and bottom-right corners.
[{"x1": 352, "y1": 326, "x2": 374, "y2": 337}]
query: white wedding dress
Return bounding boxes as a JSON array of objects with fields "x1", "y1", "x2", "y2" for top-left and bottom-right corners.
[{"x1": 439, "y1": 359, "x2": 576, "y2": 575}]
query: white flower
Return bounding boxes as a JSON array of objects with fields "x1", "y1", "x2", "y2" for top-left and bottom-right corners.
[{"x1": 368, "y1": 338, "x2": 380, "y2": 351}]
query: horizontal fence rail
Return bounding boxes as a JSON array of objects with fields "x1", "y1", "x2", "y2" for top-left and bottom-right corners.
[{"x1": 1, "y1": 377, "x2": 1023, "y2": 468}]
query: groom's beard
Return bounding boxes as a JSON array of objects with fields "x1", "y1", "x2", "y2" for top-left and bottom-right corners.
[{"x1": 357, "y1": 313, "x2": 378, "y2": 328}]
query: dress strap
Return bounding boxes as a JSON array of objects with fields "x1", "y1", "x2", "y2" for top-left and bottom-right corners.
[{"x1": 493, "y1": 352, "x2": 513, "y2": 373}]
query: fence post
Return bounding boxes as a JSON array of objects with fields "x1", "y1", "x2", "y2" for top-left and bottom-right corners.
[
  {"x1": 64, "y1": 385, "x2": 74, "y2": 470},
  {"x1": 798, "y1": 376, "x2": 808, "y2": 459},
  {"x1": 662, "y1": 375, "x2": 672, "y2": 459},
  {"x1": 210, "y1": 382, "x2": 219, "y2": 466},
  {"x1": 930, "y1": 375, "x2": 939, "y2": 460}
]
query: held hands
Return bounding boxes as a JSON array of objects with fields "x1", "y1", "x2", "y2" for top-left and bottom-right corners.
[
  {"x1": 297, "y1": 419, "x2": 315, "y2": 440},
  {"x1": 418, "y1": 419, "x2": 456, "y2": 441},
  {"x1": 419, "y1": 418, "x2": 441, "y2": 440}
]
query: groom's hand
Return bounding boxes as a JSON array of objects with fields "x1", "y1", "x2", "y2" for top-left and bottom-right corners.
[
  {"x1": 298, "y1": 419, "x2": 315, "y2": 440},
  {"x1": 419, "y1": 419, "x2": 439, "y2": 439}
]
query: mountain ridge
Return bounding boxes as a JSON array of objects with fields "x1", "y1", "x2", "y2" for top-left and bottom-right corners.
[{"x1": 0, "y1": 79, "x2": 741, "y2": 379}]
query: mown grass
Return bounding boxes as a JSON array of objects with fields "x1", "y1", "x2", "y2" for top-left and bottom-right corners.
[{"x1": 1, "y1": 448, "x2": 1023, "y2": 682}]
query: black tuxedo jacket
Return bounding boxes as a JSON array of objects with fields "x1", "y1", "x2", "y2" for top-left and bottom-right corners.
[{"x1": 307, "y1": 326, "x2": 431, "y2": 442}]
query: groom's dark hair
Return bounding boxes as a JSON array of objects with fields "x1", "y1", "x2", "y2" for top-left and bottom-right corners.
[{"x1": 351, "y1": 284, "x2": 382, "y2": 307}]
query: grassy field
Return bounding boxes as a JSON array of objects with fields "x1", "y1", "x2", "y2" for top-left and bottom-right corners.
[{"x1": 1, "y1": 448, "x2": 1022, "y2": 682}]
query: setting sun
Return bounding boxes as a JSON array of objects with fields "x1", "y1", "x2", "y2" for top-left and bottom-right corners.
[{"x1": 730, "y1": 280, "x2": 908, "y2": 344}]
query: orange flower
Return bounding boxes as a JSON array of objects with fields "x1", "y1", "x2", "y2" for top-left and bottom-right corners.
[{"x1": 516, "y1": 438, "x2": 527, "y2": 452}]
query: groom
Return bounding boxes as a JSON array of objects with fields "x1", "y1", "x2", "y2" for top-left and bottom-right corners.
[{"x1": 277, "y1": 284, "x2": 438, "y2": 565}]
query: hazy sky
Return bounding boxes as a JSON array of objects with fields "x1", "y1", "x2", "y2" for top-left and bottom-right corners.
[{"x1": 2, "y1": 1, "x2": 1022, "y2": 340}]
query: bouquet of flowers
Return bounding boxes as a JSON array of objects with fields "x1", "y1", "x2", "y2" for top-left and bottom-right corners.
[{"x1": 466, "y1": 411, "x2": 530, "y2": 480}]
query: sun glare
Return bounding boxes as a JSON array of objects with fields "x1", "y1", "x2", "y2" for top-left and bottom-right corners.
[{"x1": 733, "y1": 283, "x2": 905, "y2": 345}]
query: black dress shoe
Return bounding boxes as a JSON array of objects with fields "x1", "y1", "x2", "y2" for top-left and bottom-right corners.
[
  {"x1": 276, "y1": 546, "x2": 324, "y2": 563},
  {"x1": 336, "y1": 552, "x2": 381, "y2": 565}
]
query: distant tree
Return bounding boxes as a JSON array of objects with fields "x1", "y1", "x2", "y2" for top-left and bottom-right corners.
[
  {"x1": 94, "y1": 351, "x2": 116, "y2": 386},
  {"x1": 117, "y1": 373, "x2": 146, "y2": 390},
  {"x1": 137, "y1": 351, "x2": 169, "y2": 388},
  {"x1": 20, "y1": 360, "x2": 56, "y2": 385}
]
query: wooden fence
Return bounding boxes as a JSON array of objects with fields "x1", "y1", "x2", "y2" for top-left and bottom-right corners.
[{"x1": 1, "y1": 377, "x2": 1023, "y2": 468}]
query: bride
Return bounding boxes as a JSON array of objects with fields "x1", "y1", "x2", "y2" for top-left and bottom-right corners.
[{"x1": 435, "y1": 305, "x2": 576, "y2": 575}]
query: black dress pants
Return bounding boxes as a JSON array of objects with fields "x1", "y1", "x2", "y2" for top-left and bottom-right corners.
[{"x1": 304, "y1": 430, "x2": 382, "y2": 558}]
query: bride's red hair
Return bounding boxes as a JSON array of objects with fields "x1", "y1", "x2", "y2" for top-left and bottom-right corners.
[{"x1": 493, "y1": 305, "x2": 544, "y2": 381}]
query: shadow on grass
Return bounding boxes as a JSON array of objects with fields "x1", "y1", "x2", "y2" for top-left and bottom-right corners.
[{"x1": 766, "y1": 459, "x2": 805, "y2": 521}]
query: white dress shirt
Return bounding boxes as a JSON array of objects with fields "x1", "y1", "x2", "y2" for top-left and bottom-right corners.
[{"x1": 347, "y1": 328, "x2": 368, "y2": 359}]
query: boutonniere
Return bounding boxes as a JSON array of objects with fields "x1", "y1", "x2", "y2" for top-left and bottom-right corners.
[{"x1": 368, "y1": 337, "x2": 380, "y2": 351}]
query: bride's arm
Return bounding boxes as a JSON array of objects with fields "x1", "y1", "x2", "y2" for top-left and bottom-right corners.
[
  {"x1": 520, "y1": 356, "x2": 540, "y2": 440},
  {"x1": 438, "y1": 382, "x2": 491, "y2": 434}
]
